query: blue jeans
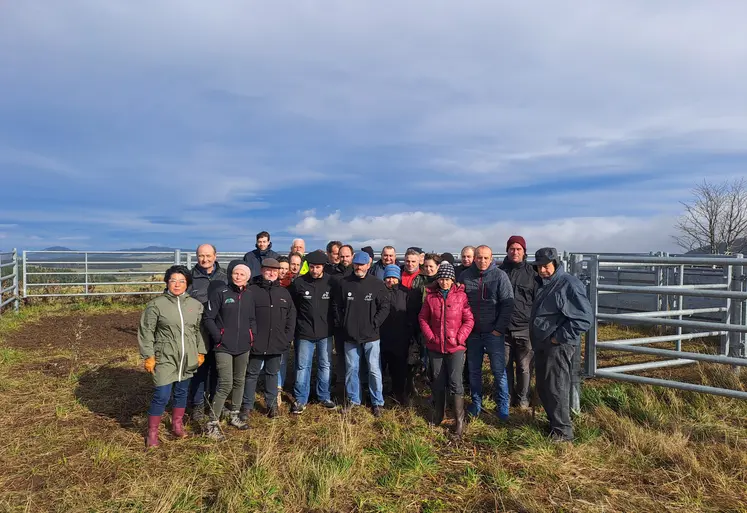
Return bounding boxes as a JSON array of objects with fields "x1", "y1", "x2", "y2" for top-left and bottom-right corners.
[
  {"x1": 148, "y1": 379, "x2": 191, "y2": 416},
  {"x1": 344, "y1": 340, "x2": 384, "y2": 407},
  {"x1": 467, "y1": 332, "x2": 509, "y2": 418},
  {"x1": 293, "y1": 337, "x2": 333, "y2": 405}
]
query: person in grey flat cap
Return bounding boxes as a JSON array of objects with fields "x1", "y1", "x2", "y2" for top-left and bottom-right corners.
[{"x1": 529, "y1": 247, "x2": 592, "y2": 443}]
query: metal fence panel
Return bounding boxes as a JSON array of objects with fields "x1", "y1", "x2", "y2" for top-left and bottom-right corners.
[{"x1": 0, "y1": 249, "x2": 20, "y2": 314}]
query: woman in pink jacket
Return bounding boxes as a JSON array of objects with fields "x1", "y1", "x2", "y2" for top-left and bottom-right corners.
[{"x1": 419, "y1": 261, "x2": 474, "y2": 438}]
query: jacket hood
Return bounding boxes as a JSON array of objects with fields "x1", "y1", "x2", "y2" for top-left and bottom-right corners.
[{"x1": 226, "y1": 259, "x2": 251, "y2": 288}]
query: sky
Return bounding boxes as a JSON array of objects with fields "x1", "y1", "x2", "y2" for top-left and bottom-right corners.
[{"x1": 1, "y1": 1, "x2": 746, "y2": 255}]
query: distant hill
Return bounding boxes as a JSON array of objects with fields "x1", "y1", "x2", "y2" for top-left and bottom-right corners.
[
  {"x1": 42, "y1": 246, "x2": 75, "y2": 252},
  {"x1": 685, "y1": 238, "x2": 747, "y2": 255}
]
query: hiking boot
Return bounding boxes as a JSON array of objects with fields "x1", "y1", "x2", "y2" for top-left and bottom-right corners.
[
  {"x1": 171, "y1": 407, "x2": 188, "y2": 438},
  {"x1": 190, "y1": 405, "x2": 206, "y2": 423},
  {"x1": 228, "y1": 411, "x2": 249, "y2": 430},
  {"x1": 205, "y1": 421, "x2": 226, "y2": 441},
  {"x1": 238, "y1": 409, "x2": 251, "y2": 423},
  {"x1": 550, "y1": 431, "x2": 573, "y2": 444},
  {"x1": 372, "y1": 406, "x2": 383, "y2": 418},
  {"x1": 146, "y1": 415, "x2": 161, "y2": 449},
  {"x1": 290, "y1": 402, "x2": 306, "y2": 415},
  {"x1": 320, "y1": 400, "x2": 337, "y2": 410},
  {"x1": 267, "y1": 406, "x2": 279, "y2": 419},
  {"x1": 341, "y1": 400, "x2": 359, "y2": 414},
  {"x1": 453, "y1": 395, "x2": 465, "y2": 439}
]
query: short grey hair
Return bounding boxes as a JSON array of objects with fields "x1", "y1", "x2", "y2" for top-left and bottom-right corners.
[{"x1": 196, "y1": 243, "x2": 217, "y2": 255}]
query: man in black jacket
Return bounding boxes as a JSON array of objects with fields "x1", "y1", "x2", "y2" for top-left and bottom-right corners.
[
  {"x1": 499, "y1": 235, "x2": 539, "y2": 409},
  {"x1": 332, "y1": 251, "x2": 390, "y2": 416},
  {"x1": 379, "y1": 264, "x2": 414, "y2": 405},
  {"x1": 188, "y1": 243, "x2": 228, "y2": 421},
  {"x1": 289, "y1": 250, "x2": 337, "y2": 413},
  {"x1": 240, "y1": 258, "x2": 296, "y2": 419},
  {"x1": 243, "y1": 231, "x2": 280, "y2": 278}
]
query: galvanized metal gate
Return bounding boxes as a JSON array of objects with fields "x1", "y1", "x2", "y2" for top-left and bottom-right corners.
[
  {"x1": 582, "y1": 254, "x2": 747, "y2": 400},
  {"x1": 0, "y1": 248, "x2": 20, "y2": 314}
]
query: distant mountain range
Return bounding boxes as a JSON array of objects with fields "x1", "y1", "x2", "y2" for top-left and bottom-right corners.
[{"x1": 41, "y1": 245, "x2": 190, "y2": 252}]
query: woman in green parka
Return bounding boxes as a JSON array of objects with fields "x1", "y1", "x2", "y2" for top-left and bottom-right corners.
[{"x1": 138, "y1": 265, "x2": 207, "y2": 448}]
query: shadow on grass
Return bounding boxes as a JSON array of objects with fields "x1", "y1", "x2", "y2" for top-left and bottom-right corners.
[{"x1": 75, "y1": 365, "x2": 151, "y2": 429}]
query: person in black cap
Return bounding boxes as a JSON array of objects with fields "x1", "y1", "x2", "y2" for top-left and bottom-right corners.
[
  {"x1": 289, "y1": 250, "x2": 337, "y2": 413},
  {"x1": 530, "y1": 247, "x2": 592, "y2": 442},
  {"x1": 440, "y1": 252, "x2": 456, "y2": 266},
  {"x1": 361, "y1": 246, "x2": 375, "y2": 264}
]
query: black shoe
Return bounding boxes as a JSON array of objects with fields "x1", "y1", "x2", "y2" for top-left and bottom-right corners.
[
  {"x1": 238, "y1": 409, "x2": 251, "y2": 423},
  {"x1": 267, "y1": 406, "x2": 279, "y2": 419},
  {"x1": 290, "y1": 402, "x2": 306, "y2": 415},
  {"x1": 372, "y1": 406, "x2": 383, "y2": 418},
  {"x1": 320, "y1": 400, "x2": 337, "y2": 410}
]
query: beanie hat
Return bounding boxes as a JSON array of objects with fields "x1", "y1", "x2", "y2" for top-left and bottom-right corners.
[
  {"x1": 436, "y1": 261, "x2": 456, "y2": 281},
  {"x1": 232, "y1": 263, "x2": 251, "y2": 276},
  {"x1": 361, "y1": 246, "x2": 375, "y2": 260},
  {"x1": 506, "y1": 235, "x2": 527, "y2": 252},
  {"x1": 383, "y1": 264, "x2": 401, "y2": 280},
  {"x1": 440, "y1": 252, "x2": 455, "y2": 265}
]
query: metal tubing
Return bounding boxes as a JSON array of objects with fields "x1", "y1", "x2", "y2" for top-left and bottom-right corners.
[
  {"x1": 22, "y1": 251, "x2": 27, "y2": 298},
  {"x1": 677, "y1": 264, "x2": 684, "y2": 352},
  {"x1": 23, "y1": 260, "x2": 177, "y2": 266},
  {"x1": 25, "y1": 281, "x2": 162, "y2": 288},
  {"x1": 598, "y1": 284, "x2": 747, "y2": 300},
  {"x1": 595, "y1": 342, "x2": 747, "y2": 366},
  {"x1": 21, "y1": 291, "x2": 162, "y2": 298},
  {"x1": 597, "y1": 313, "x2": 747, "y2": 333},
  {"x1": 12, "y1": 248, "x2": 18, "y2": 311},
  {"x1": 601, "y1": 331, "x2": 726, "y2": 346},
  {"x1": 584, "y1": 255, "x2": 599, "y2": 377},
  {"x1": 594, "y1": 370, "x2": 747, "y2": 400},
  {"x1": 23, "y1": 250, "x2": 175, "y2": 254},
  {"x1": 598, "y1": 255, "x2": 746, "y2": 266},
  {"x1": 616, "y1": 307, "x2": 726, "y2": 318},
  {"x1": 601, "y1": 358, "x2": 696, "y2": 374}
]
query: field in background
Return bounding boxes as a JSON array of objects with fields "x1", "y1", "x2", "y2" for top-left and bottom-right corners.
[{"x1": 1, "y1": 303, "x2": 746, "y2": 512}]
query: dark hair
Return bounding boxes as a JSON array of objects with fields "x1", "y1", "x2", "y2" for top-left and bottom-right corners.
[
  {"x1": 277, "y1": 255, "x2": 289, "y2": 264},
  {"x1": 340, "y1": 244, "x2": 354, "y2": 254},
  {"x1": 164, "y1": 265, "x2": 193, "y2": 286},
  {"x1": 440, "y1": 252, "x2": 455, "y2": 265},
  {"x1": 326, "y1": 240, "x2": 343, "y2": 253},
  {"x1": 256, "y1": 231, "x2": 271, "y2": 241},
  {"x1": 289, "y1": 252, "x2": 303, "y2": 262},
  {"x1": 424, "y1": 253, "x2": 442, "y2": 265}
]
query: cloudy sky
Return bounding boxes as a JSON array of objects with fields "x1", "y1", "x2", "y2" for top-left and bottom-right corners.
[{"x1": 1, "y1": 1, "x2": 746, "y2": 255}]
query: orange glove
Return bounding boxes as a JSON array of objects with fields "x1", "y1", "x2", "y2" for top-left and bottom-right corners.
[
  {"x1": 197, "y1": 354, "x2": 205, "y2": 367},
  {"x1": 143, "y1": 356, "x2": 156, "y2": 374}
]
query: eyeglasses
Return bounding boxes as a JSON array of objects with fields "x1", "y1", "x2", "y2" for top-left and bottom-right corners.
[{"x1": 168, "y1": 279, "x2": 187, "y2": 284}]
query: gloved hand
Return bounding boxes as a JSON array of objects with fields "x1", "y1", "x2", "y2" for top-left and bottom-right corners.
[
  {"x1": 197, "y1": 354, "x2": 205, "y2": 367},
  {"x1": 143, "y1": 356, "x2": 156, "y2": 374}
]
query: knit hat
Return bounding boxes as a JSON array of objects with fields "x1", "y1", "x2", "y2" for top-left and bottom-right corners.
[
  {"x1": 506, "y1": 235, "x2": 527, "y2": 252},
  {"x1": 361, "y1": 246, "x2": 375, "y2": 260},
  {"x1": 352, "y1": 251, "x2": 370, "y2": 265},
  {"x1": 232, "y1": 263, "x2": 251, "y2": 276},
  {"x1": 305, "y1": 250, "x2": 327, "y2": 265},
  {"x1": 436, "y1": 261, "x2": 456, "y2": 280},
  {"x1": 383, "y1": 264, "x2": 401, "y2": 280},
  {"x1": 440, "y1": 252, "x2": 455, "y2": 265}
]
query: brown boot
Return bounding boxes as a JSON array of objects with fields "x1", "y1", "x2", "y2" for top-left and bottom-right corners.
[
  {"x1": 171, "y1": 407, "x2": 188, "y2": 438},
  {"x1": 453, "y1": 395, "x2": 465, "y2": 439},
  {"x1": 430, "y1": 390, "x2": 445, "y2": 426},
  {"x1": 146, "y1": 415, "x2": 161, "y2": 448}
]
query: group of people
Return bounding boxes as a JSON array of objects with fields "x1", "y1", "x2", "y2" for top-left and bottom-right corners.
[{"x1": 138, "y1": 232, "x2": 593, "y2": 448}]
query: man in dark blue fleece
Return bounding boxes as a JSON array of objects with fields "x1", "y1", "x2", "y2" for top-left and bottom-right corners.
[
  {"x1": 458, "y1": 245, "x2": 514, "y2": 419},
  {"x1": 243, "y1": 231, "x2": 280, "y2": 278},
  {"x1": 530, "y1": 247, "x2": 592, "y2": 442}
]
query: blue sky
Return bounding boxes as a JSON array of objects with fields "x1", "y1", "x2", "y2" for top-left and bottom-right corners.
[{"x1": 1, "y1": 1, "x2": 746, "y2": 255}]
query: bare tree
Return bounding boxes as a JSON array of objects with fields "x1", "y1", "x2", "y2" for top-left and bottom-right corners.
[{"x1": 674, "y1": 179, "x2": 747, "y2": 254}]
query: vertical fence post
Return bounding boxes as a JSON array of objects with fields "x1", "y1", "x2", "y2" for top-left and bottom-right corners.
[
  {"x1": 22, "y1": 250, "x2": 27, "y2": 299},
  {"x1": 729, "y1": 255, "x2": 743, "y2": 369},
  {"x1": 13, "y1": 248, "x2": 19, "y2": 312},
  {"x1": 721, "y1": 259, "x2": 732, "y2": 356},
  {"x1": 677, "y1": 264, "x2": 685, "y2": 352},
  {"x1": 174, "y1": 249, "x2": 181, "y2": 266},
  {"x1": 84, "y1": 252, "x2": 89, "y2": 295},
  {"x1": 569, "y1": 254, "x2": 583, "y2": 414},
  {"x1": 583, "y1": 255, "x2": 599, "y2": 379},
  {"x1": 186, "y1": 253, "x2": 192, "y2": 269}
]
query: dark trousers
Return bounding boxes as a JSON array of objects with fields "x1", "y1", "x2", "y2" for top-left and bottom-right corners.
[
  {"x1": 504, "y1": 330, "x2": 534, "y2": 407},
  {"x1": 430, "y1": 350, "x2": 465, "y2": 396},
  {"x1": 189, "y1": 350, "x2": 217, "y2": 407},
  {"x1": 381, "y1": 347, "x2": 408, "y2": 400},
  {"x1": 535, "y1": 343, "x2": 575, "y2": 440},
  {"x1": 243, "y1": 354, "x2": 282, "y2": 412}
]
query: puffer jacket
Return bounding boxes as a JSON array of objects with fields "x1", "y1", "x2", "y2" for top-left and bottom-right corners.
[
  {"x1": 138, "y1": 291, "x2": 206, "y2": 386},
  {"x1": 530, "y1": 264, "x2": 593, "y2": 350},
  {"x1": 458, "y1": 261, "x2": 514, "y2": 335},
  {"x1": 203, "y1": 260, "x2": 257, "y2": 355},
  {"x1": 248, "y1": 278, "x2": 297, "y2": 355},
  {"x1": 419, "y1": 283, "x2": 475, "y2": 354}
]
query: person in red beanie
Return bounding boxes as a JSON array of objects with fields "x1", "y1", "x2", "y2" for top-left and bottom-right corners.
[{"x1": 499, "y1": 235, "x2": 540, "y2": 409}]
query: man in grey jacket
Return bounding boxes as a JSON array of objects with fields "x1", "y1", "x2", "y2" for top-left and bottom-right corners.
[{"x1": 530, "y1": 247, "x2": 592, "y2": 442}]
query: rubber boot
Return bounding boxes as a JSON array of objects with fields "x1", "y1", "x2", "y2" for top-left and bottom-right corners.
[
  {"x1": 430, "y1": 390, "x2": 445, "y2": 426},
  {"x1": 171, "y1": 407, "x2": 188, "y2": 438},
  {"x1": 146, "y1": 415, "x2": 161, "y2": 448},
  {"x1": 453, "y1": 394, "x2": 465, "y2": 439}
]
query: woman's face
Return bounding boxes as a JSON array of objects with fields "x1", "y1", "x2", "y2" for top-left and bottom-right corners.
[
  {"x1": 232, "y1": 268, "x2": 250, "y2": 287},
  {"x1": 438, "y1": 277, "x2": 453, "y2": 290},
  {"x1": 423, "y1": 259, "x2": 438, "y2": 277},
  {"x1": 279, "y1": 262, "x2": 289, "y2": 279},
  {"x1": 167, "y1": 273, "x2": 188, "y2": 296}
]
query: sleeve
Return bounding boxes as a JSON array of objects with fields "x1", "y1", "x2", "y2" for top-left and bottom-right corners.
[
  {"x1": 493, "y1": 272, "x2": 515, "y2": 335},
  {"x1": 195, "y1": 302, "x2": 207, "y2": 354},
  {"x1": 330, "y1": 280, "x2": 343, "y2": 329},
  {"x1": 202, "y1": 289, "x2": 223, "y2": 345},
  {"x1": 418, "y1": 297, "x2": 435, "y2": 343},
  {"x1": 555, "y1": 281, "x2": 593, "y2": 344},
  {"x1": 138, "y1": 302, "x2": 159, "y2": 359},
  {"x1": 372, "y1": 283, "x2": 391, "y2": 329},
  {"x1": 284, "y1": 291, "x2": 297, "y2": 341},
  {"x1": 456, "y1": 296, "x2": 475, "y2": 345}
]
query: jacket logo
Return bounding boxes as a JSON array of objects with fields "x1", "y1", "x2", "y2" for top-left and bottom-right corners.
[
  {"x1": 364, "y1": 293, "x2": 373, "y2": 301},
  {"x1": 224, "y1": 298, "x2": 235, "y2": 304},
  {"x1": 321, "y1": 291, "x2": 330, "y2": 300},
  {"x1": 280, "y1": 298, "x2": 287, "y2": 303},
  {"x1": 305, "y1": 291, "x2": 310, "y2": 295},
  {"x1": 347, "y1": 292, "x2": 354, "y2": 301}
]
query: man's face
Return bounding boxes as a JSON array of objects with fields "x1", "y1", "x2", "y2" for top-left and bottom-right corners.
[
  {"x1": 232, "y1": 268, "x2": 250, "y2": 287},
  {"x1": 404, "y1": 254, "x2": 419, "y2": 273},
  {"x1": 381, "y1": 248, "x2": 396, "y2": 265},
  {"x1": 423, "y1": 259, "x2": 438, "y2": 277},
  {"x1": 256, "y1": 236, "x2": 270, "y2": 251},
  {"x1": 197, "y1": 244, "x2": 216, "y2": 270},
  {"x1": 353, "y1": 262, "x2": 370, "y2": 278},
  {"x1": 475, "y1": 248, "x2": 493, "y2": 271},
  {"x1": 328, "y1": 245, "x2": 340, "y2": 264},
  {"x1": 278, "y1": 262, "x2": 289, "y2": 279},
  {"x1": 289, "y1": 256, "x2": 302, "y2": 275},
  {"x1": 292, "y1": 240, "x2": 305, "y2": 254},
  {"x1": 339, "y1": 248, "x2": 353, "y2": 267},
  {"x1": 461, "y1": 249, "x2": 474, "y2": 268},
  {"x1": 507, "y1": 243, "x2": 525, "y2": 264},
  {"x1": 309, "y1": 263, "x2": 324, "y2": 279},
  {"x1": 167, "y1": 273, "x2": 188, "y2": 296},
  {"x1": 262, "y1": 266, "x2": 279, "y2": 282},
  {"x1": 537, "y1": 262, "x2": 556, "y2": 279},
  {"x1": 384, "y1": 277, "x2": 399, "y2": 289}
]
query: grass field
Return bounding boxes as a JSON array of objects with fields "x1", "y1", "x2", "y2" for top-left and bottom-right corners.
[{"x1": 1, "y1": 302, "x2": 746, "y2": 512}]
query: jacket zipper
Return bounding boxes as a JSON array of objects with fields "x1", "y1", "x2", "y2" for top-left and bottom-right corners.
[
  {"x1": 237, "y1": 290, "x2": 242, "y2": 348},
  {"x1": 177, "y1": 295, "x2": 185, "y2": 381},
  {"x1": 441, "y1": 292, "x2": 447, "y2": 353}
]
